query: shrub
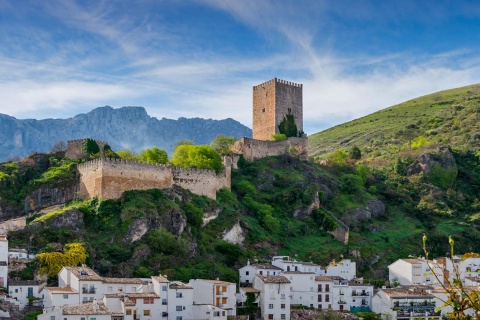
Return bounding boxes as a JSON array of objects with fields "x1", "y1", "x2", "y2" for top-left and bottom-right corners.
[
  {"x1": 271, "y1": 134, "x2": 287, "y2": 141},
  {"x1": 340, "y1": 174, "x2": 364, "y2": 194},
  {"x1": 429, "y1": 164, "x2": 457, "y2": 189}
]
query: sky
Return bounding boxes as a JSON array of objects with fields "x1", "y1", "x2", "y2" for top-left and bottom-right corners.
[{"x1": 1, "y1": 1, "x2": 480, "y2": 134}]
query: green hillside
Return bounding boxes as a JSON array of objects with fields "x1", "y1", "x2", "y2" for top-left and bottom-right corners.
[{"x1": 309, "y1": 84, "x2": 480, "y2": 163}]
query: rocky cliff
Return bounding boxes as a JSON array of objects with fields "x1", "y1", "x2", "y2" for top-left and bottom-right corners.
[{"x1": 0, "y1": 106, "x2": 252, "y2": 161}]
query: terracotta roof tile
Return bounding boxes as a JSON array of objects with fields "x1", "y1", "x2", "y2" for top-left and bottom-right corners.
[
  {"x1": 258, "y1": 275, "x2": 290, "y2": 284},
  {"x1": 102, "y1": 277, "x2": 143, "y2": 284},
  {"x1": 62, "y1": 302, "x2": 112, "y2": 315}
]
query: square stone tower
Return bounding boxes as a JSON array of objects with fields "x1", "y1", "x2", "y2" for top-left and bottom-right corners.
[{"x1": 252, "y1": 78, "x2": 303, "y2": 140}]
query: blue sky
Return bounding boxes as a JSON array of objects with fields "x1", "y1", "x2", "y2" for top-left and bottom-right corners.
[{"x1": 1, "y1": 0, "x2": 480, "y2": 134}]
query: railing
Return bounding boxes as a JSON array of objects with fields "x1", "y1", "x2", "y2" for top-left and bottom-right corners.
[
  {"x1": 82, "y1": 300, "x2": 94, "y2": 304},
  {"x1": 352, "y1": 292, "x2": 369, "y2": 296},
  {"x1": 82, "y1": 288, "x2": 96, "y2": 294},
  {"x1": 338, "y1": 300, "x2": 347, "y2": 304}
]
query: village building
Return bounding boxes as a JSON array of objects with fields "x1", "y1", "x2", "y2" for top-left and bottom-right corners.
[
  {"x1": 253, "y1": 275, "x2": 291, "y2": 320},
  {"x1": 8, "y1": 279, "x2": 45, "y2": 310},
  {"x1": 239, "y1": 260, "x2": 283, "y2": 284},
  {"x1": 388, "y1": 258, "x2": 445, "y2": 286}
]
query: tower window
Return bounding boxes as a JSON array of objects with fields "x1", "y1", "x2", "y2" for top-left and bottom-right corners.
[{"x1": 262, "y1": 108, "x2": 265, "y2": 112}]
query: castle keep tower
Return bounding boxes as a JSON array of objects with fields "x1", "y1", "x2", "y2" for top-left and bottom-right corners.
[{"x1": 252, "y1": 78, "x2": 303, "y2": 140}]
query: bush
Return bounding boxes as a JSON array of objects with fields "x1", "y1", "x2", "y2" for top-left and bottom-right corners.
[
  {"x1": 340, "y1": 174, "x2": 364, "y2": 194},
  {"x1": 271, "y1": 134, "x2": 287, "y2": 141},
  {"x1": 429, "y1": 164, "x2": 457, "y2": 189}
]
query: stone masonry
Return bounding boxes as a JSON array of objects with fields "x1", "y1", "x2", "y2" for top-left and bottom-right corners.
[
  {"x1": 77, "y1": 157, "x2": 231, "y2": 200},
  {"x1": 65, "y1": 139, "x2": 107, "y2": 159},
  {"x1": 231, "y1": 137, "x2": 308, "y2": 161},
  {"x1": 252, "y1": 78, "x2": 303, "y2": 140}
]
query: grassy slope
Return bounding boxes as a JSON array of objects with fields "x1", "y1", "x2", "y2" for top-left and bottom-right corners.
[{"x1": 309, "y1": 84, "x2": 480, "y2": 160}]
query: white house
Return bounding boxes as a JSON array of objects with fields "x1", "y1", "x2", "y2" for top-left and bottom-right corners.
[
  {"x1": 58, "y1": 266, "x2": 105, "y2": 304},
  {"x1": 315, "y1": 276, "x2": 334, "y2": 310},
  {"x1": 8, "y1": 279, "x2": 45, "y2": 310},
  {"x1": 371, "y1": 286, "x2": 440, "y2": 320},
  {"x1": 388, "y1": 258, "x2": 444, "y2": 286},
  {"x1": 348, "y1": 279, "x2": 374, "y2": 312},
  {"x1": 105, "y1": 292, "x2": 161, "y2": 320},
  {"x1": 168, "y1": 280, "x2": 194, "y2": 320},
  {"x1": 282, "y1": 272, "x2": 317, "y2": 307},
  {"x1": 253, "y1": 275, "x2": 291, "y2": 320},
  {"x1": 237, "y1": 287, "x2": 260, "y2": 307},
  {"x1": 8, "y1": 248, "x2": 35, "y2": 260},
  {"x1": 239, "y1": 260, "x2": 283, "y2": 284},
  {"x1": 189, "y1": 279, "x2": 237, "y2": 317},
  {"x1": 0, "y1": 235, "x2": 8, "y2": 288},
  {"x1": 325, "y1": 259, "x2": 356, "y2": 280},
  {"x1": 271, "y1": 256, "x2": 323, "y2": 275},
  {"x1": 41, "y1": 287, "x2": 79, "y2": 312}
]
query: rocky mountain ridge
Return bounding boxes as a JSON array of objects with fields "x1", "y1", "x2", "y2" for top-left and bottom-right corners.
[{"x1": 0, "y1": 106, "x2": 252, "y2": 161}]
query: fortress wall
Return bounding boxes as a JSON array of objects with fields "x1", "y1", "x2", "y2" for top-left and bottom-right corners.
[
  {"x1": 274, "y1": 79, "x2": 303, "y2": 133},
  {"x1": 253, "y1": 79, "x2": 277, "y2": 140},
  {"x1": 65, "y1": 139, "x2": 107, "y2": 159},
  {"x1": 231, "y1": 137, "x2": 308, "y2": 161},
  {"x1": 173, "y1": 167, "x2": 230, "y2": 200},
  {"x1": 78, "y1": 158, "x2": 173, "y2": 199}
]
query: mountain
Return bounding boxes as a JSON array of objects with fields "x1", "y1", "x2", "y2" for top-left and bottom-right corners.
[
  {"x1": 308, "y1": 84, "x2": 480, "y2": 161},
  {"x1": 0, "y1": 106, "x2": 252, "y2": 161}
]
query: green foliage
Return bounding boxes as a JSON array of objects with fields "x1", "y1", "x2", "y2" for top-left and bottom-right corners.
[
  {"x1": 103, "y1": 144, "x2": 119, "y2": 158},
  {"x1": 171, "y1": 145, "x2": 224, "y2": 173},
  {"x1": 184, "y1": 203, "x2": 204, "y2": 231},
  {"x1": 278, "y1": 112, "x2": 299, "y2": 137},
  {"x1": 348, "y1": 146, "x2": 362, "y2": 160},
  {"x1": 355, "y1": 165, "x2": 370, "y2": 185},
  {"x1": 271, "y1": 133, "x2": 287, "y2": 141},
  {"x1": 116, "y1": 149, "x2": 137, "y2": 160},
  {"x1": 25, "y1": 311, "x2": 42, "y2": 320},
  {"x1": 140, "y1": 147, "x2": 169, "y2": 164},
  {"x1": 326, "y1": 150, "x2": 348, "y2": 165},
  {"x1": 311, "y1": 209, "x2": 338, "y2": 231},
  {"x1": 81, "y1": 138, "x2": 100, "y2": 156},
  {"x1": 215, "y1": 241, "x2": 242, "y2": 267},
  {"x1": 429, "y1": 164, "x2": 458, "y2": 189},
  {"x1": 395, "y1": 157, "x2": 415, "y2": 176},
  {"x1": 174, "y1": 140, "x2": 194, "y2": 150},
  {"x1": 411, "y1": 136, "x2": 430, "y2": 149},
  {"x1": 354, "y1": 312, "x2": 382, "y2": 320},
  {"x1": 147, "y1": 228, "x2": 186, "y2": 256},
  {"x1": 210, "y1": 135, "x2": 236, "y2": 154},
  {"x1": 340, "y1": 174, "x2": 364, "y2": 194}
]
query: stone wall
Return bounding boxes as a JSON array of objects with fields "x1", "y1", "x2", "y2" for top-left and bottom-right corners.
[
  {"x1": 231, "y1": 137, "x2": 308, "y2": 161},
  {"x1": 65, "y1": 139, "x2": 107, "y2": 159},
  {"x1": 78, "y1": 158, "x2": 231, "y2": 200},
  {"x1": 252, "y1": 78, "x2": 303, "y2": 140}
]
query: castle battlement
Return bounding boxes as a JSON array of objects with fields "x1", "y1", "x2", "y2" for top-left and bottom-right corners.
[
  {"x1": 67, "y1": 139, "x2": 108, "y2": 145},
  {"x1": 253, "y1": 78, "x2": 302, "y2": 90}
]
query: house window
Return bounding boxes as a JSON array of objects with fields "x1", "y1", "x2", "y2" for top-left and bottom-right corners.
[
  {"x1": 260, "y1": 271, "x2": 263, "y2": 275},
  {"x1": 325, "y1": 284, "x2": 330, "y2": 292},
  {"x1": 90, "y1": 318, "x2": 96, "y2": 320},
  {"x1": 268, "y1": 315, "x2": 273, "y2": 319},
  {"x1": 318, "y1": 295, "x2": 322, "y2": 302},
  {"x1": 269, "y1": 304, "x2": 273, "y2": 309},
  {"x1": 281, "y1": 304, "x2": 285, "y2": 309},
  {"x1": 162, "y1": 298, "x2": 167, "y2": 305},
  {"x1": 144, "y1": 310, "x2": 150, "y2": 316},
  {"x1": 162, "y1": 286, "x2": 167, "y2": 291},
  {"x1": 126, "y1": 310, "x2": 132, "y2": 315},
  {"x1": 246, "y1": 271, "x2": 249, "y2": 275},
  {"x1": 325, "y1": 294, "x2": 330, "y2": 302},
  {"x1": 176, "y1": 292, "x2": 183, "y2": 298},
  {"x1": 176, "y1": 317, "x2": 182, "y2": 320},
  {"x1": 144, "y1": 297, "x2": 154, "y2": 304},
  {"x1": 81, "y1": 318, "x2": 86, "y2": 320},
  {"x1": 63, "y1": 294, "x2": 68, "y2": 299},
  {"x1": 213, "y1": 311, "x2": 220, "y2": 316},
  {"x1": 222, "y1": 311, "x2": 225, "y2": 316},
  {"x1": 50, "y1": 317, "x2": 55, "y2": 320},
  {"x1": 281, "y1": 294, "x2": 285, "y2": 299},
  {"x1": 15, "y1": 289, "x2": 18, "y2": 293},
  {"x1": 28, "y1": 287, "x2": 33, "y2": 297},
  {"x1": 176, "y1": 306, "x2": 183, "y2": 311},
  {"x1": 281, "y1": 315, "x2": 286, "y2": 319}
]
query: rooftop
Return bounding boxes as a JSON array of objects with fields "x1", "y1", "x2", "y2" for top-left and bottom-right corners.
[
  {"x1": 382, "y1": 289, "x2": 434, "y2": 298},
  {"x1": 64, "y1": 266, "x2": 102, "y2": 281},
  {"x1": 63, "y1": 302, "x2": 112, "y2": 315},
  {"x1": 282, "y1": 271, "x2": 315, "y2": 275},
  {"x1": 152, "y1": 275, "x2": 169, "y2": 283},
  {"x1": 170, "y1": 281, "x2": 192, "y2": 289},
  {"x1": 45, "y1": 287, "x2": 78, "y2": 294},
  {"x1": 9, "y1": 279, "x2": 45, "y2": 286},
  {"x1": 195, "y1": 279, "x2": 235, "y2": 285},
  {"x1": 102, "y1": 277, "x2": 143, "y2": 284},
  {"x1": 240, "y1": 287, "x2": 261, "y2": 293},
  {"x1": 250, "y1": 264, "x2": 283, "y2": 270},
  {"x1": 257, "y1": 275, "x2": 290, "y2": 284}
]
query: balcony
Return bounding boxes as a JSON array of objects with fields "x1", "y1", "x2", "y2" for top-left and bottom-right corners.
[
  {"x1": 82, "y1": 288, "x2": 96, "y2": 294},
  {"x1": 338, "y1": 300, "x2": 347, "y2": 305},
  {"x1": 352, "y1": 291, "x2": 369, "y2": 296},
  {"x1": 82, "y1": 300, "x2": 94, "y2": 304}
]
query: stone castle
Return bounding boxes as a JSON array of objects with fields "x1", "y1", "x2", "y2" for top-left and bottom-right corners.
[
  {"x1": 231, "y1": 78, "x2": 308, "y2": 160},
  {"x1": 71, "y1": 78, "x2": 307, "y2": 200}
]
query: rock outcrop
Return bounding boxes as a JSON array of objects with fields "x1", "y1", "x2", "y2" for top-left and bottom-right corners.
[{"x1": 406, "y1": 146, "x2": 457, "y2": 176}]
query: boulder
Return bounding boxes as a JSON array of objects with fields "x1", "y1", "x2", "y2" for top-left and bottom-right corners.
[{"x1": 406, "y1": 146, "x2": 457, "y2": 176}]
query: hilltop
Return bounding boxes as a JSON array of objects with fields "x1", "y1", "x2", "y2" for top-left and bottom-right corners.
[
  {"x1": 0, "y1": 106, "x2": 252, "y2": 162},
  {"x1": 309, "y1": 84, "x2": 480, "y2": 164}
]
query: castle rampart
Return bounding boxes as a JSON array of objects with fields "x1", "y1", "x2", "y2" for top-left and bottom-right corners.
[
  {"x1": 231, "y1": 137, "x2": 308, "y2": 161},
  {"x1": 77, "y1": 157, "x2": 230, "y2": 200}
]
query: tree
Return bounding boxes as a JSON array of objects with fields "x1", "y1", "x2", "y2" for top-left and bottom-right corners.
[
  {"x1": 174, "y1": 140, "x2": 194, "y2": 150},
  {"x1": 210, "y1": 135, "x2": 236, "y2": 155},
  {"x1": 81, "y1": 138, "x2": 100, "y2": 157},
  {"x1": 348, "y1": 146, "x2": 362, "y2": 160},
  {"x1": 171, "y1": 145, "x2": 224, "y2": 173},
  {"x1": 271, "y1": 134, "x2": 287, "y2": 141},
  {"x1": 140, "y1": 147, "x2": 169, "y2": 164},
  {"x1": 103, "y1": 144, "x2": 119, "y2": 158},
  {"x1": 36, "y1": 243, "x2": 88, "y2": 277},
  {"x1": 116, "y1": 149, "x2": 138, "y2": 160},
  {"x1": 278, "y1": 111, "x2": 299, "y2": 137},
  {"x1": 340, "y1": 174, "x2": 364, "y2": 194}
]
